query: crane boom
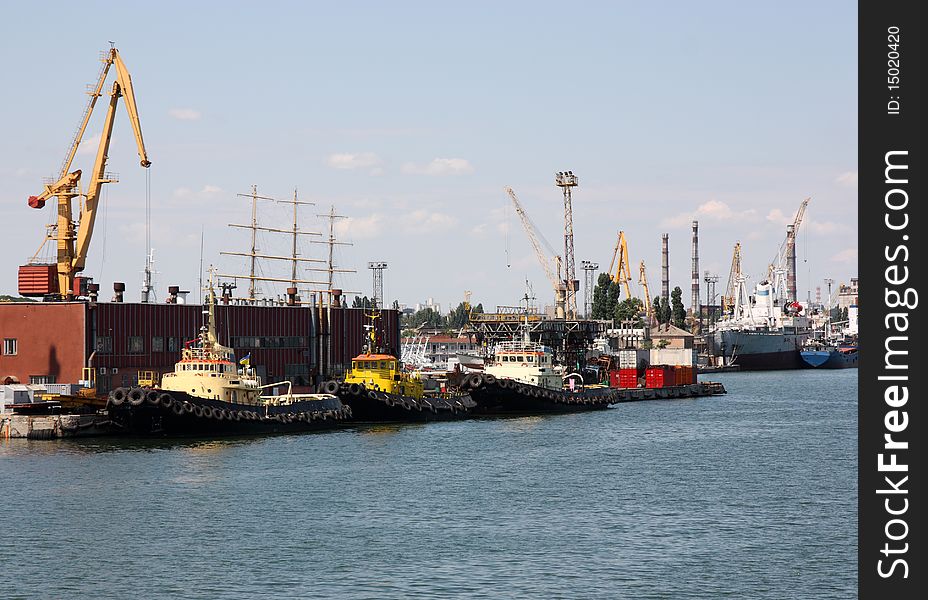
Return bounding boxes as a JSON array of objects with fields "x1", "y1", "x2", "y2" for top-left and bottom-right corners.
[
  {"x1": 723, "y1": 242, "x2": 742, "y2": 312},
  {"x1": 639, "y1": 260, "x2": 654, "y2": 324},
  {"x1": 505, "y1": 187, "x2": 560, "y2": 290},
  {"x1": 506, "y1": 187, "x2": 568, "y2": 318},
  {"x1": 608, "y1": 230, "x2": 632, "y2": 299},
  {"x1": 22, "y1": 45, "x2": 150, "y2": 299}
]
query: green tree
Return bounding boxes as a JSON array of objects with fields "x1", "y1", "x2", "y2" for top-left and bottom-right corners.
[
  {"x1": 671, "y1": 286, "x2": 686, "y2": 329},
  {"x1": 615, "y1": 297, "x2": 644, "y2": 327},
  {"x1": 591, "y1": 273, "x2": 612, "y2": 319},
  {"x1": 401, "y1": 307, "x2": 444, "y2": 329},
  {"x1": 447, "y1": 302, "x2": 471, "y2": 329},
  {"x1": 659, "y1": 297, "x2": 672, "y2": 324},
  {"x1": 352, "y1": 295, "x2": 372, "y2": 309},
  {"x1": 652, "y1": 296, "x2": 662, "y2": 323},
  {"x1": 605, "y1": 280, "x2": 621, "y2": 319}
]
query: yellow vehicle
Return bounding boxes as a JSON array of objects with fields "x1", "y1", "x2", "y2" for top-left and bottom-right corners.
[{"x1": 344, "y1": 353, "x2": 424, "y2": 399}]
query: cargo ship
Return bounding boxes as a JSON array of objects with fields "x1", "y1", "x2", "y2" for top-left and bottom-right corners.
[
  {"x1": 708, "y1": 280, "x2": 811, "y2": 370},
  {"x1": 800, "y1": 343, "x2": 858, "y2": 369}
]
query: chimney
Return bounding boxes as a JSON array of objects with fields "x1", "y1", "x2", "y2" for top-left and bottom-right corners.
[
  {"x1": 87, "y1": 282, "x2": 99, "y2": 304},
  {"x1": 331, "y1": 288, "x2": 343, "y2": 308},
  {"x1": 112, "y1": 282, "x2": 125, "y2": 303},
  {"x1": 167, "y1": 285, "x2": 179, "y2": 304},
  {"x1": 661, "y1": 233, "x2": 669, "y2": 303},
  {"x1": 286, "y1": 287, "x2": 298, "y2": 306},
  {"x1": 786, "y1": 224, "x2": 797, "y2": 304},
  {"x1": 691, "y1": 221, "x2": 700, "y2": 327}
]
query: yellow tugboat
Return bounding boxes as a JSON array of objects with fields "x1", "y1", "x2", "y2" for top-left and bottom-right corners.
[
  {"x1": 322, "y1": 309, "x2": 475, "y2": 421},
  {"x1": 343, "y1": 312, "x2": 424, "y2": 398}
]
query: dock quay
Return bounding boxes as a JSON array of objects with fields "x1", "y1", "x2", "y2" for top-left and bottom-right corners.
[
  {"x1": 1, "y1": 413, "x2": 113, "y2": 439},
  {"x1": 1, "y1": 381, "x2": 725, "y2": 439}
]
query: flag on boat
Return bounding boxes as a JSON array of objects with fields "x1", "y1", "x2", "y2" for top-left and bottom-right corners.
[{"x1": 239, "y1": 353, "x2": 251, "y2": 366}]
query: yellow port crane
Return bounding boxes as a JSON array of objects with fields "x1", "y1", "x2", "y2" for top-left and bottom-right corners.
[
  {"x1": 723, "y1": 242, "x2": 742, "y2": 313},
  {"x1": 607, "y1": 230, "x2": 632, "y2": 299},
  {"x1": 638, "y1": 260, "x2": 654, "y2": 325},
  {"x1": 22, "y1": 45, "x2": 150, "y2": 299}
]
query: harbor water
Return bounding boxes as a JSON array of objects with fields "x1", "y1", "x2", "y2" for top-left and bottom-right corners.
[{"x1": 1, "y1": 370, "x2": 857, "y2": 599}]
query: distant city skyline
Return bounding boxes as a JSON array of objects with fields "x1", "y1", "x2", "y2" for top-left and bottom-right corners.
[{"x1": 0, "y1": 2, "x2": 857, "y2": 310}]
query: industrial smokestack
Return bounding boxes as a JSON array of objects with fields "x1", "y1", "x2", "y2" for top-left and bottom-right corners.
[
  {"x1": 691, "y1": 221, "x2": 700, "y2": 328},
  {"x1": 786, "y1": 224, "x2": 797, "y2": 304},
  {"x1": 661, "y1": 233, "x2": 669, "y2": 303}
]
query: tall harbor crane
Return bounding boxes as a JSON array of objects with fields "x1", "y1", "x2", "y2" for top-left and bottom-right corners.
[
  {"x1": 638, "y1": 260, "x2": 654, "y2": 325},
  {"x1": 505, "y1": 186, "x2": 567, "y2": 318},
  {"x1": 722, "y1": 242, "x2": 742, "y2": 313},
  {"x1": 607, "y1": 230, "x2": 632, "y2": 299},
  {"x1": 21, "y1": 45, "x2": 150, "y2": 299},
  {"x1": 767, "y1": 197, "x2": 811, "y2": 302}
]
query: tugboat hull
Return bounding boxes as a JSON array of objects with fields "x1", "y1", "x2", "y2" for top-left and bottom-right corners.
[
  {"x1": 461, "y1": 373, "x2": 616, "y2": 415},
  {"x1": 324, "y1": 381, "x2": 476, "y2": 423},
  {"x1": 106, "y1": 387, "x2": 349, "y2": 436}
]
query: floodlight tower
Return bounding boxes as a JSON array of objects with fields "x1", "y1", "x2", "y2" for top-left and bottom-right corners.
[
  {"x1": 704, "y1": 271, "x2": 719, "y2": 331},
  {"x1": 555, "y1": 170, "x2": 579, "y2": 319},
  {"x1": 581, "y1": 260, "x2": 598, "y2": 318},
  {"x1": 368, "y1": 261, "x2": 388, "y2": 308}
]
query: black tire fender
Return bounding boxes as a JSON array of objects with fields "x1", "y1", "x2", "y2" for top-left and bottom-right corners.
[
  {"x1": 158, "y1": 393, "x2": 174, "y2": 409},
  {"x1": 128, "y1": 388, "x2": 145, "y2": 406},
  {"x1": 323, "y1": 380, "x2": 340, "y2": 395}
]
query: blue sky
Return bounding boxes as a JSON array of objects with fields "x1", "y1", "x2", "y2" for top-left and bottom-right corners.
[{"x1": 0, "y1": 2, "x2": 857, "y2": 311}]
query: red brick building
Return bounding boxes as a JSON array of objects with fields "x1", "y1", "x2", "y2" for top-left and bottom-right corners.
[{"x1": 0, "y1": 300, "x2": 399, "y2": 392}]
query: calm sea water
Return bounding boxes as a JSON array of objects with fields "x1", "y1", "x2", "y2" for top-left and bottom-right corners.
[{"x1": 1, "y1": 370, "x2": 857, "y2": 599}]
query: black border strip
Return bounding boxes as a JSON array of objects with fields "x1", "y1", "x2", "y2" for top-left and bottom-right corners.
[{"x1": 860, "y1": 2, "x2": 925, "y2": 596}]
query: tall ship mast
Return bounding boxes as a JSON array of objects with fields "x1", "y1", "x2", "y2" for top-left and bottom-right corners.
[{"x1": 219, "y1": 185, "x2": 327, "y2": 300}]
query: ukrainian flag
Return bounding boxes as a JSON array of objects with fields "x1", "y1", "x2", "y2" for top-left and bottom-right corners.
[{"x1": 239, "y1": 353, "x2": 251, "y2": 366}]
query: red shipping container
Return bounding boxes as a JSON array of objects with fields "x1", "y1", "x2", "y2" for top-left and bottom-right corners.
[
  {"x1": 608, "y1": 370, "x2": 621, "y2": 387},
  {"x1": 619, "y1": 368, "x2": 638, "y2": 388},
  {"x1": 645, "y1": 367, "x2": 667, "y2": 388}
]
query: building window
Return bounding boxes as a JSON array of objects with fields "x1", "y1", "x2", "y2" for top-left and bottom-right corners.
[
  {"x1": 152, "y1": 337, "x2": 165, "y2": 352},
  {"x1": 168, "y1": 337, "x2": 180, "y2": 352},
  {"x1": 29, "y1": 375, "x2": 56, "y2": 385},
  {"x1": 96, "y1": 336, "x2": 112, "y2": 354},
  {"x1": 2, "y1": 338, "x2": 17, "y2": 355},
  {"x1": 128, "y1": 336, "x2": 144, "y2": 354}
]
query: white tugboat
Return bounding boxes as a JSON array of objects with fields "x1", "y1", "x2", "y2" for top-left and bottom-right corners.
[{"x1": 106, "y1": 273, "x2": 350, "y2": 436}]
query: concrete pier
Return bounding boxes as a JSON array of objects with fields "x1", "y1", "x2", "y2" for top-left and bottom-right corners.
[{"x1": 1, "y1": 413, "x2": 113, "y2": 439}]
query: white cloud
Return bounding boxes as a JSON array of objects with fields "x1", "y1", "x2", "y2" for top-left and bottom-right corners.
[
  {"x1": 401, "y1": 209, "x2": 457, "y2": 232},
  {"x1": 662, "y1": 199, "x2": 757, "y2": 227},
  {"x1": 78, "y1": 133, "x2": 102, "y2": 155},
  {"x1": 767, "y1": 208, "x2": 850, "y2": 235},
  {"x1": 830, "y1": 247, "x2": 858, "y2": 264},
  {"x1": 335, "y1": 214, "x2": 385, "y2": 240},
  {"x1": 765, "y1": 208, "x2": 792, "y2": 226},
  {"x1": 470, "y1": 223, "x2": 488, "y2": 236},
  {"x1": 326, "y1": 152, "x2": 382, "y2": 170},
  {"x1": 835, "y1": 171, "x2": 858, "y2": 188},
  {"x1": 173, "y1": 185, "x2": 222, "y2": 199},
  {"x1": 169, "y1": 108, "x2": 202, "y2": 121},
  {"x1": 402, "y1": 158, "x2": 474, "y2": 176},
  {"x1": 369, "y1": 167, "x2": 385, "y2": 176}
]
